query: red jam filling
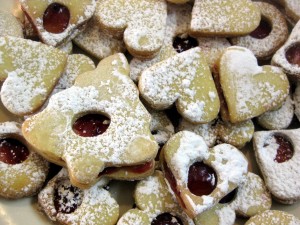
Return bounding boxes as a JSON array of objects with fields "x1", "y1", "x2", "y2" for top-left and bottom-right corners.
[
  {"x1": 250, "y1": 18, "x2": 272, "y2": 39},
  {"x1": 43, "y1": 3, "x2": 70, "y2": 34},
  {"x1": 54, "y1": 180, "x2": 83, "y2": 214},
  {"x1": 173, "y1": 35, "x2": 198, "y2": 53},
  {"x1": 273, "y1": 135, "x2": 293, "y2": 163},
  {"x1": 0, "y1": 138, "x2": 29, "y2": 164},
  {"x1": 98, "y1": 161, "x2": 153, "y2": 176},
  {"x1": 285, "y1": 43, "x2": 300, "y2": 67},
  {"x1": 219, "y1": 188, "x2": 237, "y2": 204},
  {"x1": 151, "y1": 213, "x2": 183, "y2": 225},
  {"x1": 188, "y1": 162, "x2": 217, "y2": 196},
  {"x1": 73, "y1": 114, "x2": 110, "y2": 137}
]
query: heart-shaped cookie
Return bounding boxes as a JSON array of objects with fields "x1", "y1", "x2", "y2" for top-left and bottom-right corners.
[
  {"x1": 161, "y1": 131, "x2": 248, "y2": 218},
  {"x1": 0, "y1": 36, "x2": 67, "y2": 116},
  {"x1": 218, "y1": 46, "x2": 289, "y2": 123},
  {"x1": 22, "y1": 53, "x2": 158, "y2": 188},
  {"x1": 139, "y1": 47, "x2": 220, "y2": 124},
  {"x1": 190, "y1": 0, "x2": 261, "y2": 37}
]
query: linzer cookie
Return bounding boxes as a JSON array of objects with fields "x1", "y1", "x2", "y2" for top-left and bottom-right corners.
[
  {"x1": 0, "y1": 11, "x2": 23, "y2": 38},
  {"x1": 0, "y1": 122, "x2": 49, "y2": 199},
  {"x1": 245, "y1": 210, "x2": 300, "y2": 225},
  {"x1": 117, "y1": 170, "x2": 194, "y2": 225},
  {"x1": 253, "y1": 129, "x2": 300, "y2": 204},
  {"x1": 22, "y1": 53, "x2": 158, "y2": 188},
  {"x1": 19, "y1": 0, "x2": 96, "y2": 46},
  {"x1": 277, "y1": 0, "x2": 300, "y2": 24},
  {"x1": 231, "y1": 1, "x2": 289, "y2": 60},
  {"x1": 39, "y1": 168, "x2": 119, "y2": 225},
  {"x1": 0, "y1": 36, "x2": 67, "y2": 116},
  {"x1": 139, "y1": 47, "x2": 220, "y2": 124},
  {"x1": 217, "y1": 46, "x2": 289, "y2": 123},
  {"x1": 95, "y1": 0, "x2": 167, "y2": 59},
  {"x1": 190, "y1": 0, "x2": 261, "y2": 37},
  {"x1": 272, "y1": 20, "x2": 300, "y2": 80},
  {"x1": 161, "y1": 131, "x2": 248, "y2": 218}
]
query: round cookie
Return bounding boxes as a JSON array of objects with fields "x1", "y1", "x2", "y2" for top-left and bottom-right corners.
[
  {"x1": 257, "y1": 95, "x2": 294, "y2": 130},
  {"x1": 253, "y1": 129, "x2": 300, "y2": 204},
  {"x1": 117, "y1": 170, "x2": 194, "y2": 225},
  {"x1": 39, "y1": 168, "x2": 119, "y2": 225},
  {"x1": 0, "y1": 11, "x2": 23, "y2": 38},
  {"x1": 231, "y1": 1, "x2": 289, "y2": 60},
  {"x1": 245, "y1": 210, "x2": 300, "y2": 225},
  {"x1": 0, "y1": 122, "x2": 49, "y2": 199},
  {"x1": 161, "y1": 131, "x2": 248, "y2": 218}
]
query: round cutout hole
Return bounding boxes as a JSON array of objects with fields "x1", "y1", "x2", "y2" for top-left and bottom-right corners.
[
  {"x1": 285, "y1": 43, "x2": 300, "y2": 67},
  {"x1": 0, "y1": 138, "x2": 29, "y2": 164},
  {"x1": 151, "y1": 212, "x2": 183, "y2": 225},
  {"x1": 250, "y1": 18, "x2": 272, "y2": 39}
]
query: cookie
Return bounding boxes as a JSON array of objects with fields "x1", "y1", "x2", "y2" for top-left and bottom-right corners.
[
  {"x1": 0, "y1": 36, "x2": 67, "y2": 116},
  {"x1": 161, "y1": 131, "x2": 248, "y2": 218},
  {"x1": 139, "y1": 47, "x2": 220, "y2": 124},
  {"x1": 245, "y1": 210, "x2": 300, "y2": 225},
  {"x1": 272, "y1": 20, "x2": 300, "y2": 80},
  {"x1": 117, "y1": 170, "x2": 194, "y2": 225},
  {"x1": 253, "y1": 129, "x2": 300, "y2": 204},
  {"x1": 217, "y1": 46, "x2": 290, "y2": 123},
  {"x1": 293, "y1": 82, "x2": 300, "y2": 122},
  {"x1": 22, "y1": 53, "x2": 158, "y2": 188},
  {"x1": 0, "y1": 11, "x2": 23, "y2": 38},
  {"x1": 190, "y1": 0, "x2": 261, "y2": 37},
  {"x1": 39, "y1": 168, "x2": 119, "y2": 225},
  {"x1": 0, "y1": 121, "x2": 49, "y2": 199},
  {"x1": 278, "y1": 0, "x2": 300, "y2": 24},
  {"x1": 257, "y1": 95, "x2": 294, "y2": 130},
  {"x1": 95, "y1": 0, "x2": 167, "y2": 59},
  {"x1": 73, "y1": 15, "x2": 126, "y2": 60},
  {"x1": 231, "y1": 2, "x2": 289, "y2": 60},
  {"x1": 20, "y1": 0, "x2": 96, "y2": 46}
]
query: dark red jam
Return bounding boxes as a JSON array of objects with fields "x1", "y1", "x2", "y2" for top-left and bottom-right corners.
[
  {"x1": 188, "y1": 162, "x2": 217, "y2": 196},
  {"x1": 73, "y1": 114, "x2": 110, "y2": 137},
  {"x1": 43, "y1": 3, "x2": 70, "y2": 34},
  {"x1": 173, "y1": 35, "x2": 198, "y2": 53},
  {"x1": 98, "y1": 161, "x2": 153, "y2": 176},
  {"x1": 250, "y1": 18, "x2": 272, "y2": 39},
  {"x1": 54, "y1": 180, "x2": 83, "y2": 214},
  {"x1": 273, "y1": 135, "x2": 293, "y2": 163},
  {"x1": 151, "y1": 213, "x2": 184, "y2": 225},
  {"x1": 219, "y1": 188, "x2": 237, "y2": 204},
  {"x1": 285, "y1": 43, "x2": 300, "y2": 67},
  {"x1": 0, "y1": 138, "x2": 29, "y2": 164}
]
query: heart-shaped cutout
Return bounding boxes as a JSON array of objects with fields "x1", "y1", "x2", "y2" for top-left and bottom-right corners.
[{"x1": 218, "y1": 46, "x2": 289, "y2": 123}]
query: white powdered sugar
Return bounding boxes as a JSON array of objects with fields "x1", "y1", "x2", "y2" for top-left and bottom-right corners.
[{"x1": 215, "y1": 205, "x2": 236, "y2": 225}]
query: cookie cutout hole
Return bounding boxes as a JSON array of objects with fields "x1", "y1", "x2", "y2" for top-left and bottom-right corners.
[
  {"x1": 54, "y1": 179, "x2": 83, "y2": 214},
  {"x1": 73, "y1": 114, "x2": 110, "y2": 137},
  {"x1": 173, "y1": 34, "x2": 198, "y2": 53},
  {"x1": 188, "y1": 161, "x2": 217, "y2": 196},
  {"x1": 43, "y1": 3, "x2": 70, "y2": 34},
  {"x1": 273, "y1": 134, "x2": 293, "y2": 163},
  {"x1": 219, "y1": 188, "x2": 237, "y2": 204},
  {"x1": 0, "y1": 138, "x2": 29, "y2": 164},
  {"x1": 151, "y1": 212, "x2": 184, "y2": 225},
  {"x1": 249, "y1": 17, "x2": 272, "y2": 39},
  {"x1": 285, "y1": 43, "x2": 300, "y2": 67}
]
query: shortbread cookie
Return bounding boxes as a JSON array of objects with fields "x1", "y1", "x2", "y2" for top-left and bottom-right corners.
[
  {"x1": 73, "y1": 16, "x2": 125, "y2": 60},
  {"x1": 0, "y1": 36, "x2": 67, "y2": 116},
  {"x1": 39, "y1": 168, "x2": 119, "y2": 225},
  {"x1": 190, "y1": 0, "x2": 261, "y2": 37},
  {"x1": 293, "y1": 82, "x2": 300, "y2": 122},
  {"x1": 253, "y1": 129, "x2": 300, "y2": 204},
  {"x1": 117, "y1": 170, "x2": 194, "y2": 225},
  {"x1": 0, "y1": 11, "x2": 23, "y2": 38},
  {"x1": 257, "y1": 95, "x2": 294, "y2": 130},
  {"x1": 245, "y1": 210, "x2": 300, "y2": 225},
  {"x1": 272, "y1": 20, "x2": 300, "y2": 79},
  {"x1": 22, "y1": 53, "x2": 158, "y2": 188},
  {"x1": 216, "y1": 119, "x2": 254, "y2": 149},
  {"x1": 0, "y1": 122, "x2": 49, "y2": 199},
  {"x1": 57, "y1": 41, "x2": 73, "y2": 54},
  {"x1": 278, "y1": 0, "x2": 300, "y2": 24},
  {"x1": 20, "y1": 0, "x2": 96, "y2": 46},
  {"x1": 231, "y1": 2, "x2": 289, "y2": 60},
  {"x1": 161, "y1": 131, "x2": 248, "y2": 218},
  {"x1": 139, "y1": 47, "x2": 220, "y2": 124},
  {"x1": 95, "y1": 0, "x2": 167, "y2": 59},
  {"x1": 218, "y1": 46, "x2": 289, "y2": 123}
]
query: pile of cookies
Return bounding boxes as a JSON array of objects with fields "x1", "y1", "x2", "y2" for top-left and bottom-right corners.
[{"x1": 0, "y1": 0, "x2": 300, "y2": 224}]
